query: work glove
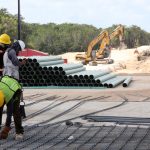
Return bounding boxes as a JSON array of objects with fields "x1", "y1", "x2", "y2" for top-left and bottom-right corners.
[
  {"x1": 0, "y1": 126, "x2": 11, "y2": 139},
  {"x1": 20, "y1": 101, "x2": 26, "y2": 118}
]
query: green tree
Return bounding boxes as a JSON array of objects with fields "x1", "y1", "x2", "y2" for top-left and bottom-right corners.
[{"x1": 1, "y1": 8, "x2": 150, "y2": 53}]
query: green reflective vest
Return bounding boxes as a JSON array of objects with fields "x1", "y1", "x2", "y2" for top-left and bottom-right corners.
[{"x1": 0, "y1": 76, "x2": 22, "y2": 104}]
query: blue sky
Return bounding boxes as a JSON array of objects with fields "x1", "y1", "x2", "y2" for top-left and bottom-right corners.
[{"x1": 0, "y1": 0, "x2": 150, "y2": 32}]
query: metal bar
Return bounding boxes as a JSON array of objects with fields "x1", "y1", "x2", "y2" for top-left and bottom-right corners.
[{"x1": 18, "y1": 0, "x2": 21, "y2": 40}]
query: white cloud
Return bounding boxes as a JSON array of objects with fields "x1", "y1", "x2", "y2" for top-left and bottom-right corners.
[{"x1": 0, "y1": 0, "x2": 150, "y2": 31}]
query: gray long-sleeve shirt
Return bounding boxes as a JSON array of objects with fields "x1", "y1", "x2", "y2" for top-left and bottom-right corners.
[
  {"x1": 3, "y1": 48, "x2": 20, "y2": 79},
  {"x1": 7, "y1": 49, "x2": 20, "y2": 66}
]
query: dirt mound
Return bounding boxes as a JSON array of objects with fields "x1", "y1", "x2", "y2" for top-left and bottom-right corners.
[{"x1": 59, "y1": 46, "x2": 150, "y2": 73}]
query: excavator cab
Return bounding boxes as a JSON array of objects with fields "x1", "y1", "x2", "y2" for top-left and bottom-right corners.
[{"x1": 103, "y1": 44, "x2": 111, "y2": 58}]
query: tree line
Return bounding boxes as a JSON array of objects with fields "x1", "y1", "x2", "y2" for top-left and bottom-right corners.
[{"x1": 1, "y1": 8, "x2": 150, "y2": 55}]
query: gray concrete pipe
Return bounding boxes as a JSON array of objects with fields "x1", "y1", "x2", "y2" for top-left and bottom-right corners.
[
  {"x1": 71, "y1": 70, "x2": 111, "y2": 80},
  {"x1": 122, "y1": 76, "x2": 132, "y2": 87},
  {"x1": 30, "y1": 56, "x2": 62, "y2": 62},
  {"x1": 71, "y1": 70, "x2": 110, "y2": 80},
  {"x1": 73, "y1": 72, "x2": 88, "y2": 79},
  {"x1": 71, "y1": 70, "x2": 96, "y2": 76},
  {"x1": 65, "y1": 67, "x2": 86, "y2": 75},
  {"x1": 108, "y1": 77, "x2": 126, "y2": 88},
  {"x1": 96, "y1": 73, "x2": 117, "y2": 83},
  {"x1": 89, "y1": 70, "x2": 111, "y2": 79},
  {"x1": 39, "y1": 60, "x2": 64, "y2": 66},
  {"x1": 102, "y1": 77, "x2": 119, "y2": 87},
  {"x1": 52, "y1": 63, "x2": 83, "y2": 71}
]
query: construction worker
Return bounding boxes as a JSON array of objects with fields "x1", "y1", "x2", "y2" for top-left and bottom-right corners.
[
  {"x1": 3, "y1": 40, "x2": 26, "y2": 80},
  {"x1": 0, "y1": 34, "x2": 11, "y2": 76},
  {"x1": 0, "y1": 75, "x2": 24, "y2": 140}
]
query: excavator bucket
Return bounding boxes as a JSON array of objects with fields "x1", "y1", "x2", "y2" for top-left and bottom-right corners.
[{"x1": 119, "y1": 41, "x2": 127, "y2": 50}]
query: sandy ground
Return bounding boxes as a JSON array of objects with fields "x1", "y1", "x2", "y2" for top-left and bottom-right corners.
[
  {"x1": 1, "y1": 47, "x2": 150, "y2": 149},
  {"x1": 59, "y1": 45, "x2": 150, "y2": 74}
]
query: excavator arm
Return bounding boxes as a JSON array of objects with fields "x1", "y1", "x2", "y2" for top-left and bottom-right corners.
[
  {"x1": 75, "y1": 30, "x2": 108, "y2": 61},
  {"x1": 96, "y1": 36, "x2": 110, "y2": 58},
  {"x1": 109, "y1": 25, "x2": 124, "y2": 42},
  {"x1": 85, "y1": 30, "x2": 108, "y2": 60},
  {"x1": 97, "y1": 25, "x2": 124, "y2": 58}
]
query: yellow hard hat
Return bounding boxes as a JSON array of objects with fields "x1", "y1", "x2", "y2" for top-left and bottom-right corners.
[
  {"x1": 0, "y1": 90, "x2": 4, "y2": 107},
  {"x1": 0, "y1": 33, "x2": 11, "y2": 45}
]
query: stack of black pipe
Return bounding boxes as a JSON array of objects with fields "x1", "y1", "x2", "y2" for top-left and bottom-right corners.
[
  {"x1": 19, "y1": 58, "x2": 88, "y2": 87},
  {"x1": 19, "y1": 57, "x2": 132, "y2": 88},
  {"x1": 19, "y1": 58, "x2": 67, "y2": 86}
]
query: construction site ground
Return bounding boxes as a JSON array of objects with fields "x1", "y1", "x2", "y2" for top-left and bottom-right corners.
[{"x1": 1, "y1": 46, "x2": 150, "y2": 150}]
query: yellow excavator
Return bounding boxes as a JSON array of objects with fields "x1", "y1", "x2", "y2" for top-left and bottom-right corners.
[
  {"x1": 75, "y1": 25, "x2": 125, "y2": 65},
  {"x1": 96, "y1": 24, "x2": 124, "y2": 59},
  {"x1": 75, "y1": 30, "x2": 109, "y2": 61}
]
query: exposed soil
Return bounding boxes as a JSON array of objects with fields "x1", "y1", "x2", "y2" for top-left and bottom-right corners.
[{"x1": 59, "y1": 45, "x2": 150, "y2": 74}]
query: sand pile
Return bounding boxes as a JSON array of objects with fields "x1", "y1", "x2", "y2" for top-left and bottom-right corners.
[{"x1": 59, "y1": 45, "x2": 150, "y2": 74}]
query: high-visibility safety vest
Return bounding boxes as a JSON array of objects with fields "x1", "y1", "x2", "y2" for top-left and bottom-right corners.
[{"x1": 0, "y1": 76, "x2": 22, "y2": 104}]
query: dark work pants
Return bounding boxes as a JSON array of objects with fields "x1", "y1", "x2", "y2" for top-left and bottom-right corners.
[
  {"x1": 0, "y1": 103, "x2": 4, "y2": 129},
  {"x1": 0, "y1": 71, "x2": 2, "y2": 76},
  {"x1": 0, "y1": 90, "x2": 24, "y2": 134}
]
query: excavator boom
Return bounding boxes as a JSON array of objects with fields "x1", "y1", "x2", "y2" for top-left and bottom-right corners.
[
  {"x1": 75, "y1": 30, "x2": 108, "y2": 61},
  {"x1": 97, "y1": 25, "x2": 124, "y2": 58},
  {"x1": 86, "y1": 30, "x2": 108, "y2": 59},
  {"x1": 109, "y1": 25, "x2": 124, "y2": 41}
]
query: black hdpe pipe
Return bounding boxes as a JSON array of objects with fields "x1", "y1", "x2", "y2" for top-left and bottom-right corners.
[
  {"x1": 53, "y1": 66, "x2": 59, "y2": 71},
  {"x1": 68, "y1": 76, "x2": 73, "y2": 80},
  {"x1": 41, "y1": 70, "x2": 46, "y2": 75},
  {"x1": 54, "y1": 70, "x2": 61, "y2": 75},
  {"x1": 73, "y1": 75, "x2": 79, "y2": 79},
  {"x1": 48, "y1": 66, "x2": 53, "y2": 71},
  {"x1": 63, "y1": 75, "x2": 68, "y2": 80},
  {"x1": 57, "y1": 75, "x2": 64, "y2": 79},
  {"x1": 19, "y1": 67, "x2": 27, "y2": 72},
  {"x1": 29, "y1": 62, "x2": 39, "y2": 68},
  {"x1": 20, "y1": 71, "x2": 26, "y2": 76},
  {"x1": 26, "y1": 66, "x2": 34, "y2": 71},
  {"x1": 75, "y1": 78, "x2": 82, "y2": 84},
  {"x1": 84, "y1": 75, "x2": 90, "y2": 80},
  {"x1": 79, "y1": 75, "x2": 84, "y2": 79},
  {"x1": 26, "y1": 75, "x2": 34, "y2": 80},
  {"x1": 55, "y1": 79, "x2": 61, "y2": 83},
  {"x1": 42, "y1": 66, "x2": 48, "y2": 71},
  {"x1": 27, "y1": 58, "x2": 37, "y2": 63}
]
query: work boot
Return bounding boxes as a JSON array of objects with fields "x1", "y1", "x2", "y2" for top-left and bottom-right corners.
[
  {"x1": 15, "y1": 133, "x2": 23, "y2": 140},
  {"x1": 0, "y1": 126, "x2": 11, "y2": 139}
]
